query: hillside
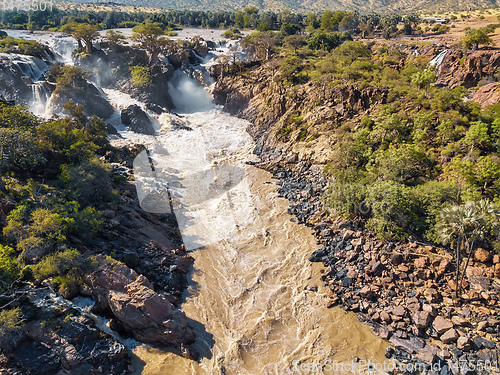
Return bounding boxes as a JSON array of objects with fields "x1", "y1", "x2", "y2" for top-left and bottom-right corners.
[{"x1": 64, "y1": 0, "x2": 500, "y2": 14}]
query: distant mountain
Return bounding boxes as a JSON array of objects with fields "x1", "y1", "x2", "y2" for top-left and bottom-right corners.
[{"x1": 75, "y1": 0, "x2": 500, "y2": 13}]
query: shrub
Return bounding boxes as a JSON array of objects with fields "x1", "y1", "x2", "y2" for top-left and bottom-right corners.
[
  {"x1": 0, "y1": 307, "x2": 22, "y2": 332},
  {"x1": 130, "y1": 66, "x2": 152, "y2": 87},
  {"x1": 376, "y1": 144, "x2": 432, "y2": 184},
  {"x1": 59, "y1": 158, "x2": 114, "y2": 206},
  {"x1": 34, "y1": 248, "x2": 87, "y2": 283},
  {"x1": 0, "y1": 245, "x2": 19, "y2": 284},
  {"x1": 0, "y1": 128, "x2": 46, "y2": 173}
]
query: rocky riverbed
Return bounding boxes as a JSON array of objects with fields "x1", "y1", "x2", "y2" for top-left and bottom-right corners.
[{"x1": 272, "y1": 162, "x2": 499, "y2": 374}]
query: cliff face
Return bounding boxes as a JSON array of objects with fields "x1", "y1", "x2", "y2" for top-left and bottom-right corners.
[{"x1": 212, "y1": 63, "x2": 387, "y2": 167}]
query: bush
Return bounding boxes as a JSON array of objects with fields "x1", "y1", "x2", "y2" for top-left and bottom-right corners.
[
  {"x1": 365, "y1": 181, "x2": 414, "y2": 239},
  {"x1": 34, "y1": 248, "x2": 87, "y2": 280},
  {"x1": 0, "y1": 102, "x2": 39, "y2": 130},
  {"x1": 130, "y1": 66, "x2": 152, "y2": 87},
  {"x1": 376, "y1": 144, "x2": 432, "y2": 184},
  {"x1": 59, "y1": 158, "x2": 114, "y2": 206},
  {"x1": 0, "y1": 307, "x2": 22, "y2": 332},
  {"x1": 0, "y1": 245, "x2": 19, "y2": 284},
  {"x1": 0, "y1": 128, "x2": 46, "y2": 173}
]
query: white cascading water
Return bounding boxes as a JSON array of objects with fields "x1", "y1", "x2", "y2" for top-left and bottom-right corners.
[
  {"x1": 429, "y1": 49, "x2": 448, "y2": 68},
  {"x1": 8, "y1": 30, "x2": 390, "y2": 374}
]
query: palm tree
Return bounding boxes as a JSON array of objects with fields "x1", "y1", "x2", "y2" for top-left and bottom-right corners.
[{"x1": 436, "y1": 200, "x2": 498, "y2": 299}]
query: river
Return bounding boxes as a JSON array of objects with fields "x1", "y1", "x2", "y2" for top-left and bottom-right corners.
[{"x1": 6, "y1": 29, "x2": 390, "y2": 374}]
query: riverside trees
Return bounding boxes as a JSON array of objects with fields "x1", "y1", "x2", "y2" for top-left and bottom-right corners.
[{"x1": 131, "y1": 21, "x2": 173, "y2": 65}]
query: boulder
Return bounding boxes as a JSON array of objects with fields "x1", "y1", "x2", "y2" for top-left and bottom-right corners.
[
  {"x1": 413, "y1": 311, "x2": 432, "y2": 328},
  {"x1": 121, "y1": 105, "x2": 155, "y2": 135},
  {"x1": 451, "y1": 316, "x2": 469, "y2": 327},
  {"x1": 433, "y1": 316, "x2": 453, "y2": 335},
  {"x1": 457, "y1": 337, "x2": 471, "y2": 351},
  {"x1": 81, "y1": 255, "x2": 197, "y2": 357},
  {"x1": 474, "y1": 248, "x2": 492, "y2": 263},
  {"x1": 414, "y1": 257, "x2": 429, "y2": 268},
  {"x1": 424, "y1": 288, "x2": 440, "y2": 303},
  {"x1": 440, "y1": 329, "x2": 459, "y2": 344},
  {"x1": 472, "y1": 82, "x2": 500, "y2": 108},
  {"x1": 49, "y1": 79, "x2": 114, "y2": 119}
]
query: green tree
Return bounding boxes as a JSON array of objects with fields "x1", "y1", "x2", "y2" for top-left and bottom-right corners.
[
  {"x1": 462, "y1": 28, "x2": 491, "y2": 50},
  {"x1": 283, "y1": 34, "x2": 306, "y2": 53},
  {"x1": 436, "y1": 200, "x2": 499, "y2": 299},
  {"x1": 132, "y1": 22, "x2": 171, "y2": 65},
  {"x1": 241, "y1": 31, "x2": 277, "y2": 61},
  {"x1": 61, "y1": 22, "x2": 100, "y2": 54},
  {"x1": 411, "y1": 69, "x2": 436, "y2": 96},
  {"x1": 104, "y1": 29, "x2": 125, "y2": 53},
  {"x1": 0, "y1": 128, "x2": 46, "y2": 173}
]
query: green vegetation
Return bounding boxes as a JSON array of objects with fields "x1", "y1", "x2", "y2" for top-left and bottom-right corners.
[
  {"x1": 130, "y1": 66, "x2": 153, "y2": 86},
  {"x1": 232, "y1": 30, "x2": 500, "y2": 250},
  {"x1": 0, "y1": 307, "x2": 22, "y2": 332},
  {"x1": 0, "y1": 36, "x2": 46, "y2": 57},
  {"x1": 0, "y1": 101, "x2": 117, "y2": 293},
  {"x1": 436, "y1": 200, "x2": 499, "y2": 299}
]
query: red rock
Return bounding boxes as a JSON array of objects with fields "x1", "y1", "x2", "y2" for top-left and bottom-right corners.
[
  {"x1": 416, "y1": 350, "x2": 437, "y2": 365},
  {"x1": 346, "y1": 269, "x2": 358, "y2": 279},
  {"x1": 433, "y1": 316, "x2": 454, "y2": 334},
  {"x1": 477, "y1": 321, "x2": 489, "y2": 331},
  {"x1": 415, "y1": 257, "x2": 429, "y2": 268},
  {"x1": 413, "y1": 311, "x2": 432, "y2": 328},
  {"x1": 392, "y1": 305, "x2": 407, "y2": 317},
  {"x1": 474, "y1": 248, "x2": 492, "y2": 263},
  {"x1": 457, "y1": 336, "x2": 471, "y2": 351},
  {"x1": 375, "y1": 326, "x2": 391, "y2": 340},
  {"x1": 440, "y1": 349, "x2": 451, "y2": 359},
  {"x1": 438, "y1": 259, "x2": 452, "y2": 275},
  {"x1": 398, "y1": 265, "x2": 409, "y2": 272},
  {"x1": 472, "y1": 82, "x2": 500, "y2": 108},
  {"x1": 342, "y1": 230, "x2": 354, "y2": 241},
  {"x1": 441, "y1": 328, "x2": 459, "y2": 344},
  {"x1": 81, "y1": 255, "x2": 196, "y2": 355},
  {"x1": 424, "y1": 288, "x2": 440, "y2": 303},
  {"x1": 493, "y1": 255, "x2": 500, "y2": 264},
  {"x1": 451, "y1": 316, "x2": 469, "y2": 327},
  {"x1": 478, "y1": 307, "x2": 491, "y2": 315},
  {"x1": 371, "y1": 261, "x2": 385, "y2": 276},
  {"x1": 380, "y1": 310, "x2": 392, "y2": 323},
  {"x1": 359, "y1": 285, "x2": 374, "y2": 299},
  {"x1": 422, "y1": 304, "x2": 438, "y2": 317}
]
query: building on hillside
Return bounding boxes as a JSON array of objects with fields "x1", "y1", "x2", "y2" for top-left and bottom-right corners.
[{"x1": 423, "y1": 17, "x2": 450, "y2": 24}]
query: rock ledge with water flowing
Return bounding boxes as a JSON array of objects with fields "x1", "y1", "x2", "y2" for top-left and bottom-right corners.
[{"x1": 80, "y1": 254, "x2": 199, "y2": 360}]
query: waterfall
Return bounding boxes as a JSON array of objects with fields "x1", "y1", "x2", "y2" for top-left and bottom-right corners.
[
  {"x1": 0, "y1": 52, "x2": 48, "y2": 81},
  {"x1": 429, "y1": 49, "x2": 448, "y2": 68},
  {"x1": 30, "y1": 82, "x2": 50, "y2": 115}
]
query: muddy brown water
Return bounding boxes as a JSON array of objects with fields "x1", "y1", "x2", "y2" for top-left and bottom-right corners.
[{"x1": 132, "y1": 167, "x2": 389, "y2": 375}]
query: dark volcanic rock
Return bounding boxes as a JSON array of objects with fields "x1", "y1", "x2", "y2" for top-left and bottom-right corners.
[{"x1": 121, "y1": 104, "x2": 155, "y2": 135}]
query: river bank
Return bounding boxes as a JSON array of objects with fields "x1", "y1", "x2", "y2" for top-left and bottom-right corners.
[{"x1": 269, "y1": 162, "x2": 500, "y2": 374}]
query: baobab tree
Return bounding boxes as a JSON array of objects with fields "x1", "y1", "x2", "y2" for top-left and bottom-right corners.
[
  {"x1": 61, "y1": 22, "x2": 100, "y2": 54},
  {"x1": 131, "y1": 22, "x2": 172, "y2": 65}
]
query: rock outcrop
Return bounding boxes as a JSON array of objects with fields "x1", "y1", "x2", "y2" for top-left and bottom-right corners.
[
  {"x1": 472, "y1": 82, "x2": 500, "y2": 108},
  {"x1": 0, "y1": 291, "x2": 132, "y2": 375},
  {"x1": 121, "y1": 104, "x2": 156, "y2": 135},
  {"x1": 80, "y1": 255, "x2": 198, "y2": 359},
  {"x1": 49, "y1": 79, "x2": 115, "y2": 119},
  {"x1": 212, "y1": 63, "x2": 387, "y2": 166}
]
